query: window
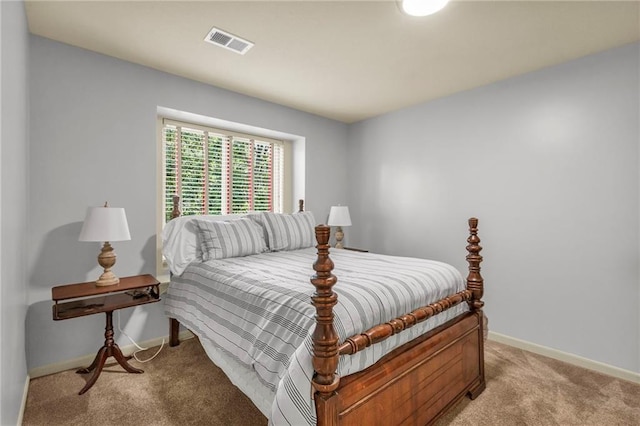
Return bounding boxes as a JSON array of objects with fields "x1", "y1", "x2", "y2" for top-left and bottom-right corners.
[{"x1": 161, "y1": 119, "x2": 285, "y2": 222}]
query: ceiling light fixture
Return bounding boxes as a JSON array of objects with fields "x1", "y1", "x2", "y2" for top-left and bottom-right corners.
[{"x1": 399, "y1": 0, "x2": 450, "y2": 17}]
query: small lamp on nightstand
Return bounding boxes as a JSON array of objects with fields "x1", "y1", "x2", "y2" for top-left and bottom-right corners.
[
  {"x1": 79, "y1": 202, "x2": 131, "y2": 286},
  {"x1": 328, "y1": 205, "x2": 352, "y2": 249}
]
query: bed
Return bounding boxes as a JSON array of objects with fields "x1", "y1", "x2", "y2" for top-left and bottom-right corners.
[{"x1": 163, "y1": 197, "x2": 485, "y2": 425}]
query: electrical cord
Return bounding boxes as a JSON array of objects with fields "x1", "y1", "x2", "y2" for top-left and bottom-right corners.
[{"x1": 116, "y1": 310, "x2": 165, "y2": 363}]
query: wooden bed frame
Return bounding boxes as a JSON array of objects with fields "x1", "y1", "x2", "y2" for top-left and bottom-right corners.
[{"x1": 166, "y1": 197, "x2": 485, "y2": 425}]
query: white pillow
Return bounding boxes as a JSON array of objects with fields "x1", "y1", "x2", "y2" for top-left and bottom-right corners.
[
  {"x1": 162, "y1": 214, "x2": 243, "y2": 276},
  {"x1": 245, "y1": 212, "x2": 270, "y2": 249},
  {"x1": 261, "y1": 211, "x2": 316, "y2": 251},
  {"x1": 194, "y1": 218, "x2": 268, "y2": 260}
]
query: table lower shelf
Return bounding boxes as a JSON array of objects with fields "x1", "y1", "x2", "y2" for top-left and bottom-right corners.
[{"x1": 53, "y1": 289, "x2": 159, "y2": 320}]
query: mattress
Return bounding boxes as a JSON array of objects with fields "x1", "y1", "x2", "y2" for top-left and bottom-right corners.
[{"x1": 164, "y1": 247, "x2": 468, "y2": 425}]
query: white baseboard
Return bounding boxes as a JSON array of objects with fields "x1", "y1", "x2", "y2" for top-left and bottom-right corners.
[
  {"x1": 28, "y1": 330, "x2": 638, "y2": 388},
  {"x1": 488, "y1": 331, "x2": 640, "y2": 384},
  {"x1": 18, "y1": 374, "x2": 30, "y2": 425},
  {"x1": 28, "y1": 330, "x2": 194, "y2": 379}
]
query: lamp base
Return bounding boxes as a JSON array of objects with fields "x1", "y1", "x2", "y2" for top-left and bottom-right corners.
[
  {"x1": 95, "y1": 241, "x2": 120, "y2": 287},
  {"x1": 335, "y1": 226, "x2": 344, "y2": 249},
  {"x1": 95, "y1": 271, "x2": 120, "y2": 287}
]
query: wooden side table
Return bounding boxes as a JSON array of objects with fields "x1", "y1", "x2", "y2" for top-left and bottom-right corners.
[{"x1": 52, "y1": 274, "x2": 160, "y2": 395}]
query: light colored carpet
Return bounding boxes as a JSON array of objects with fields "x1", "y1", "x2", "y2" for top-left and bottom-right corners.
[
  {"x1": 434, "y1": 341, "x2": 639, "y2": 426},
  {"x1": 23, "y1": 338, "x2": 639, "y2": 425}
]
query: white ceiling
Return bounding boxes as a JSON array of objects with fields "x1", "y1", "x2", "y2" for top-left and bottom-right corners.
[{"x1": 25, "y1": 0, "x2": 640, "y2": 123}]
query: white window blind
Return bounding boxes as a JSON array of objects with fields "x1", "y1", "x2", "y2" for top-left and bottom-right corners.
[{"x1": 162, "y1": 120, "x2": 284, "y2": 221}]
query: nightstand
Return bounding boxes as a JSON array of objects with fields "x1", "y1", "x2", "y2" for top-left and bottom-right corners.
[{"x1": 52, "y1": 274, "x2": 160, "y2": 394}]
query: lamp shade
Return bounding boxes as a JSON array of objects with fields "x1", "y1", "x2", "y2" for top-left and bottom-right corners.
[
  {"x1": 327, "y1": 206, "x2": 352, "y2": 227},
  {"x1": 79, "y1": 206, "x2": 131, "y2": 242}
]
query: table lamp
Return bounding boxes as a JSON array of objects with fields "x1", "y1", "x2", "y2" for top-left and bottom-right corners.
[
  {"x1": 327, "y1": 205, "x2": 351, "y2": 249},
  {"x1": 79, "y1": 202, "x2": 131, "y2": 286}
]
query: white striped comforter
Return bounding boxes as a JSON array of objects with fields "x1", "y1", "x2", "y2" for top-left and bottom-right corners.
[{"x1": 164, "y1": 248, "x2": 468, "y2": 425}]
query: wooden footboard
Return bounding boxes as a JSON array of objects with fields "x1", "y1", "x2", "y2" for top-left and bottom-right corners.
[
  {"x1": 318, "y1": 312, "x2": 484, "y2": 425},
  {"x1": 311, "y1": 218, "x2": 485, "y2": 426}
]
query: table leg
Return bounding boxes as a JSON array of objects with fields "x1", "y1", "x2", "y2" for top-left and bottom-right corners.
[
  {"x1": 76, "y1": 346, "x2": 106, "y2": 374},
  {"x1": 112, "y1": 343, "x2": 143, "y2": 374},
  {"x1": 76, "y1": 310, "x2": 143, "y2": 395},
  {"x1": 77, "y1": 346, "x2": 108, "y2": 395}
]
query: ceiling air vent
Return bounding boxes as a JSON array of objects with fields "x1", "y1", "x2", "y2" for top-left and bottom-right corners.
[{"x1": 204, "y1": 27, "x2": 254, "y2": 55}]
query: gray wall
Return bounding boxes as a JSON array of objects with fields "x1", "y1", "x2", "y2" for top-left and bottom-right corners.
[
  {"x1": 1, "y1": 1, "x2": 30, "y2": 424},
  {"x1": 27, "y1": 35, "x2": 348, "y2": 370},
  {"x1": 347, "y1": 43, "x2": 639, "y2": 373}
]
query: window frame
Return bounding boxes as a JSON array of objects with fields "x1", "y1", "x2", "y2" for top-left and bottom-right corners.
[{"x1": 161, "y1": 118, "x2": 285, "y2": 219}]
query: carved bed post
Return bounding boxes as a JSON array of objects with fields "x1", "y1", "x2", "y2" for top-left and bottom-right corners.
[
  {"x1": 466, "y1": 217, "x2": 484, "y2": 311},
  {"x1": 171, "y1": 195, "x2": 181, "y2": 219},
  {"x1": 466, "y1": 217, "x2": 486, "y2": 398},
  {"x1": 169, "y1": 195, "x2": 181, "y2": 347},
  {"x1": 311, "y1": 225, "x2": 340, "y2": 425}
]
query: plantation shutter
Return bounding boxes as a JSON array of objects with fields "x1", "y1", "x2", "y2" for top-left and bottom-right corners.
[
  {"x1": 179, "y1": 127, "x2": 207, "y2": 216},
  {"x1": 230, "y1": 138, "x2": 252, "y2": 213},
  {"x1": 271, "y1": 142, "x2": 284, "y2": 214},
  {"x1": 162, "y1": 119, "x2": 284, "y2": 221}
]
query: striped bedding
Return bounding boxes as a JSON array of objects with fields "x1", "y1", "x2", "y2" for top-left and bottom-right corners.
[{"x1": 164, "y1": 247, "x2": 468, "y2": 425}]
